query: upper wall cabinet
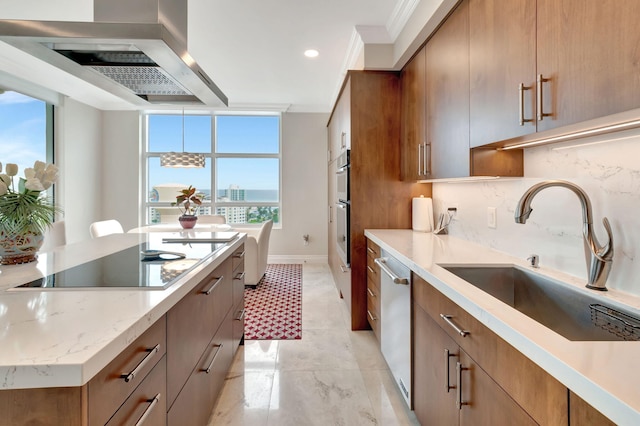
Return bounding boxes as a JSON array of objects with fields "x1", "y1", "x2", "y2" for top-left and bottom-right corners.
[
  {"x1": 536, "y1": 0, "x2": 640, "y2": 132},
  {"x1": 470, "y1": 0, "x2": 640, "y2": 147},
  {"x1": 402, "y1": 0, "x2": 523, "y2": 180},
  {"x1": 469, "y1": 0, "x2": 536, "y2": 148}
]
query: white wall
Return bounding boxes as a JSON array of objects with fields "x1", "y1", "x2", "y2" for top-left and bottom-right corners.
[
  {"x1": 56, "y1": 98, "x2": 103, "y2": 243},
  {"x1": 270, "y1": 112, "x2": 329, "y2": 261},
  {"x1": 432, "y1": 129, "x2": 640, "y2": 296}
]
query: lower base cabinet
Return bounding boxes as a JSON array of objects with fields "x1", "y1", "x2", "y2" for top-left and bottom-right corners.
[{"x1": 413, "y1": 301, "x2": 536, "y2": 425}]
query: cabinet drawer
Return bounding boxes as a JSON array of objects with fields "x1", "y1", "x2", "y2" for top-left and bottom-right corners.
[
  {"x1": 232, "y1": 250, "x2": 245, "y2": 310},
  {"x1": 232, "y1": 297, "x2": 245, "y2": 349},
  {"x1": 232, "y1": 243, "x2": 245, "y2": 273},
  {"x1": 105, "y1": 355, "x2": 167, "y2": 426},
  {"x1": 366, "y1": 278, "x2": 380, "y2": 339},
  {"x1": 366, "y1": 239, "x2": 380, "y2": 262},
  {"x1": 166, "y1": 257, "x2": 233, "y2": 406},
  {"x1": 413, "y1": 273, "x2": 567, "y2": 425},
  {"x1": 88, "y1": 316, "x2": 166, "y2": 426},
  {"x1": 167, "y1": 312, "x2": 234, "y2": 426}
]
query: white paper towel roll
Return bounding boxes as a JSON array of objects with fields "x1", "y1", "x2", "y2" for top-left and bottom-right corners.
[{"x1": 412, "y1": 196, "x2": 434, "y2": 232}]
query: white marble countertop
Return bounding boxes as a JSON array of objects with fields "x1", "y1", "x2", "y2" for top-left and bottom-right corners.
[
  {"x1": 0, "y1": 232, "x2": 246, "y2": 390},
  {"x1": 365, "y1": 229, "x2": 640, "y2": 426}
]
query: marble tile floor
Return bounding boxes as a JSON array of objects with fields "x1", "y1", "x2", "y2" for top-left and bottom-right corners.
[{"x1": 208, "y1": 263, "x2": 420, "y2": 426}]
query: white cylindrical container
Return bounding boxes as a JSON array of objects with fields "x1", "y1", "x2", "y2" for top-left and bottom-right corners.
[{"x1": 412, "y1": 196, "x2": 434, "y2": 232}]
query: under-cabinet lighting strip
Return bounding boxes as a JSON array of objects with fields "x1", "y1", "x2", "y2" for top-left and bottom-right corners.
[{"x1": 499, "y1": 119, "x2": 640, "y2": 150}]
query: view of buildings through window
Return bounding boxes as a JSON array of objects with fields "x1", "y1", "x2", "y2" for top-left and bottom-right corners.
[{"x1": 145, "y1": 113, "x2": 281, "y2": 225}]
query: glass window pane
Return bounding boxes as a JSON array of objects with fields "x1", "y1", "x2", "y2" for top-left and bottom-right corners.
[
  {"x1": 147, "y1": 157, "x2": 212, "y2": 222},
  {"x1": 216, "y1": 158, "x2": 279, "y2": 202},
  {"x1": 215, "y1": 206, "x2": 279, "y2": 225},
  {"x1": 0, "y1": 91, "x2": 47, "y2": 171},
  {"x1": 148, "y1": 114, "x2": 211, "y2": 153},
  {"x1": 216, "y1": 115, "x2": 279, "y2": 154}
]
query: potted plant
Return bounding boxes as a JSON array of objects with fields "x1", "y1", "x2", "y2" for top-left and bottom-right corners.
[
  {"x1": 172, "y1": 185, "x2": 204, "y2": 229},
  {"x1": 0, "y1": 160, "x2": 61, "y2": 265}
]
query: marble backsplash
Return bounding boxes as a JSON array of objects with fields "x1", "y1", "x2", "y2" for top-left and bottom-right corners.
[{"x1": 432, "y1": 128, "x2": 640, "y2": 296}]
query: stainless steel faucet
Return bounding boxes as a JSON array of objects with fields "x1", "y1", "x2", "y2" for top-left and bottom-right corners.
[{"x1": 514, "y1": 180, "x2": 613, "y2": 291}]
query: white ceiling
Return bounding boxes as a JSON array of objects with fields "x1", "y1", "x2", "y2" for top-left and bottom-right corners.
[{"x1": 0, "y1": 0, "x2": 454, "y2": 113}]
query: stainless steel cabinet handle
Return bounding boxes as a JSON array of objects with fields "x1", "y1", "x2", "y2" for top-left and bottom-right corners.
[
  {"x1": 134, "y1": 393, "x2": 161, "y2": 426},
  {"x1": 367, "y1": 287, "x2": 376, "y2": 298},
  {"x1": 336, "y1": 166, "x2": 347, "y2": 175},
  {"x1": 445, "y1": 349, "x2": 457, "y2": 393},
  {"x1": 335, "y1": 202, "x2": 346, "y2": 209},
  {"x1": 367, "y1": 310, "x2": 377, "y2": 321},
  {"x1": 201, "y1": 276, "x2": 224, "y2": 295},
  {"x1": 424, "y1": 142, "x2": 431, "y2": 176},
  {"x1": 202, "y1": 343, "x2": 224, "y2": 374},
  {"x1": 366, "y1": 265, "x2": 375, "y2": 274},
  {"x1": 235, "y1": 308, "x2": 246, "y2": 321},
  {"x1": 234, "y1": 272, "x2": 246, "y2": 280},
  {"x1": 518, "y1": 83, "x2": 532, "y2": 126},
  {"x1": 456, "y1": 362, "x2": 469, "y2": 410},
  {"x1": 121, "y1": 344, "x2": 161, "y2": 383},
  {"x1": 417, "y1": 143, "x2": 423, "y2": 176},
  {"x1": 440, "y1": 314, "x2": 469, "y2": 337},
  {"x1": 367, "y1": 246, "x2": 375, "y2": 255},
  {"x1": 339, "y1": 264, "x2": 349, "y2": 273},
  {"x1": 374, "y1": 258, "x2": 409, "y2": 285},
  {"x1": 537, "y1": 74, "x2": 551, "y2": 121},
  {"x1": 233, "y1": 250, "x2": 245, "y2": 259}
]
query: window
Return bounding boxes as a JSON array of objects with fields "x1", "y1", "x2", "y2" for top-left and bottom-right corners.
[
  {"x1": 143, "y1": 113, "x2": 281, "y2": 226},
  {"x1": 0, "y1": 90, "x2": 54, "y2": 194}
]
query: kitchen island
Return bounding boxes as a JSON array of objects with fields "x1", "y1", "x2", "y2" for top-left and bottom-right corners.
[
  {"x1": 0, "y1": 231, "x2": 246, "y2": 425},
  {"x1": 365, "y1": 229, "x2": 640, "y2": 425}
]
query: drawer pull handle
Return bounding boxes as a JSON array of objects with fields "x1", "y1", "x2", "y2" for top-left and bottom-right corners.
[
  {"x1": 367, "y1": 310, "x2": 377, "y2": 321},
  {"x1": 233, "y1": 250, "x2": 246, "y2": 259},
  {"x1": 456, "y1": 362, "x2": 469, "y2": 410},
  {"x1": 121, "y1": 344, "x2": 161, "y2": 383},
  {"x1": 367, "y1": 246, "x2": 376, "y2": 255},
  {"x1": 366, "y1": 265, "x2": 375, "y2": 275},
  {"x1": 236, "y1": 308, "x2": 246, "y2": 321},
  {"x1": 234, "y1": 272, "x2": 246, "y2": 280},
  {"x1": 340, "y1": 265, "x2": 349, "y2": 273},
  {"x1": 202, "y1": 343, "x2": 224, "y2": 374},
  {"x1": 134, "y1": 393, "x2": 161, "y2": 426},
  {"x1": 367, "y1": 287, "x2": 376, "y2": 298},
  {"x1": 440, "y1": 314, "x2": 469, "y2": 337},
  {"x1": 445, "y1": 349, "x2": 457, "y2": 392},
  {"x1": 202, "y1": 276, "x2": 224, "y2": 295}
]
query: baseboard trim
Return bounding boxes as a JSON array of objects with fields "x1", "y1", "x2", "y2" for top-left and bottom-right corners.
[{"x1": 267, "y1": 255, "x2": 328, "y2": 264}]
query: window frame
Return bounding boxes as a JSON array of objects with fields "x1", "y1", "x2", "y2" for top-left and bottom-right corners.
[{"x1": 141, "y1": 111, "x2": 282, "y2": 227}]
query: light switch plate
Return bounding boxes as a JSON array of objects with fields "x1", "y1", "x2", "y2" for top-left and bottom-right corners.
[{"x1": 487, "y1": 207, "x2": 497, "y2": 229}]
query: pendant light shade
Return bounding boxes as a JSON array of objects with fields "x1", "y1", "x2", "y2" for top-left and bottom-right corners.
[{"x1": 160, "y1": 110, "x2": 205, "y2": 168}]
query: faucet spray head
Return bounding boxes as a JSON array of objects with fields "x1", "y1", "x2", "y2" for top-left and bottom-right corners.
[{"x1": 514, "y1": 207, "x2": 532, "y2": 224}]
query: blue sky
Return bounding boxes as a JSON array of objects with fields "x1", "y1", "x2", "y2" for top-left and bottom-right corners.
[
  {"x1": 148, "y1": 114, "x2": 280, "y2": 192},
  {"x1": 0, "y1": 91, "x2": 47, "y2": 175}
]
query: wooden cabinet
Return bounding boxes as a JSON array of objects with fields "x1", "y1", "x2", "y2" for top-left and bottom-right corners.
[
  {"x1": 569, "y1": 391, "x2": 616, "y2": 426},
  {"x1": 469, "y1": 0, "x2": 537, "y2": 147},
  {"x1": 401, "y1": 48, "x2": 426, "y2": 181},
  {"x1": 412, "y1": 273, "x2": 568, "y2": 425},
  {"x1": 469, "y1": 0, "x2": 640, "y2": 145},
  {"x1": 327, "y1": 71, "x2": 427, "y2": 330},
  {"x1": 232, "y1": 244, "x2": 246, "y2": 347},
  {"x1": 365, "y1": 239, "x2": 381, "y2": 339},
  {"x1": 88, "y1": 316, "x2": 167, "y2": 425},
  {"x1": 536, "y1": 0, "x2": 640, "y2": 132},
  {"x1": 402, "y1": 0, "x2": 523, "y2": 180}
]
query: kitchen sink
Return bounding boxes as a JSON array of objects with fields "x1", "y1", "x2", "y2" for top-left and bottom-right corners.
[{"x1": 441, "y1": 265, "x2": 640, "y2": 341}]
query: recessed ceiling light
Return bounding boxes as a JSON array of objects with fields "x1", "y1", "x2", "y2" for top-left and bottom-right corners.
[{"x1": 304, "y1": 49, "x2": 319, "y2": 58}]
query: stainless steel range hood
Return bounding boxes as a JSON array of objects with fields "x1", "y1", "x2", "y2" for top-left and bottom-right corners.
[{"x1": 0, "y1": 0, "x2": 228, "y2": 107}]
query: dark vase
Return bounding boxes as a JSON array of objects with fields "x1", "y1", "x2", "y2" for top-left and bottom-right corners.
[{"x1": 178, "y1": 215, "x2": 198, "y2": 229}]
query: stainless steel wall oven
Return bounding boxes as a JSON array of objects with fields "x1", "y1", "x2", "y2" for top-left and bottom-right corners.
[{"x1": 336, "y1": 149, "x2": 350, "y2": 266}]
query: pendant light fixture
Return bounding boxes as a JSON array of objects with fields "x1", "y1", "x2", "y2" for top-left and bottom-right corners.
[{"x1": 160, "y1": 110, "x2": 206, "y2": 168}]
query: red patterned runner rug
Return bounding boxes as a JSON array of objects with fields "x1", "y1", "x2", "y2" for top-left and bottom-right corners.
[{"x1": 244, "y1": 264, "x2": 302, "y2": 340}]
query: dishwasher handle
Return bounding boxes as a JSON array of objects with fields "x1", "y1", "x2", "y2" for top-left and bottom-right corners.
[{"x1": 374, "y1": 258, "x2": 409, "y2": 285}]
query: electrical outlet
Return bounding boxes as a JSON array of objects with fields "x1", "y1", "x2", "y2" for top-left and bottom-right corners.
[{"x1": 487, "y1": 207, "x2": 497, "y2": 229}]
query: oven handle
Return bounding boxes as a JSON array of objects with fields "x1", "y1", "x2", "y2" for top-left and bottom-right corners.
[{"x1": 375, "y1": 258, "x2": 409, "y2": 285}]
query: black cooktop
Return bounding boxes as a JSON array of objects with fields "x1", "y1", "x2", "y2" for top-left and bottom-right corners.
[{"x1": 16, "y1": 242, "x2": 225, "y2": 290}]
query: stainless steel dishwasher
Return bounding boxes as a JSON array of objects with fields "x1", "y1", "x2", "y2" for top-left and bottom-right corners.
[{"x1": 374, "y1": 249, "x2": 412, "y2": 409}]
